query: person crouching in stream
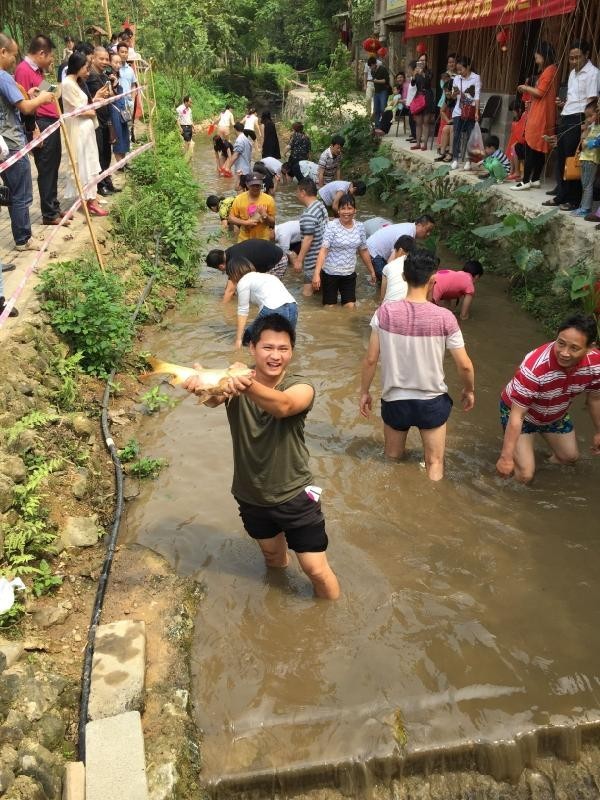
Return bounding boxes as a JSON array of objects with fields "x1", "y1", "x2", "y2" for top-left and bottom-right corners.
[
  {"x1": 182, "y1": 314, "x2": 341, "y2": 600},
  {"x1": 226, "y1": 257, "x2": 297, "y2": 350}
]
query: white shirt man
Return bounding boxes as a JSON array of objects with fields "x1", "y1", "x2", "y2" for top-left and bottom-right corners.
[{"x1": 562, "y1": 59, "x2": 600, "y2": 116}]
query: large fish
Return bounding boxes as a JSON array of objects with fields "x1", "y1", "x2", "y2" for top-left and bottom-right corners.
[{"x1": 141, "y1": 357, "x2": 253, "y2": 403}]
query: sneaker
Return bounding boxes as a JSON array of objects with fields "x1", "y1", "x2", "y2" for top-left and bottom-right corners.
[
  {"x1": 434, "y1": 152, "x2": 448, "y2": 161},
  {"x1": 14, "y1": 241, "x2": 39, "y2": 252},
  {"x1": 529, "y1": 180, "x2": 540, "y2": 188},
  {"x1": 571, "y1": 208, "x2": 591, "y2": 217},
  {"x1": 463, "y1": 161, "x2": 471, "y2": 171},
  {"x1": 450, "y1": 160, "x2": 459, "y2": 170},
  {"x1": 512, "y1": 182, "x2": 531, "y2": 191},
  {"x1": 0, "y1": 297, "x2": 18, "y2": 317}
]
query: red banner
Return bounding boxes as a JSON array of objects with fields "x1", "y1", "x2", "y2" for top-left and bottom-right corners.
[{"x1": 405, "y1": 0, "x2": 577, "y2": 38}]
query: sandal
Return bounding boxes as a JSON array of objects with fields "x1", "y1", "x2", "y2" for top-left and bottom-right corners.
[
  {"x1": 441, "y1": 154, "x2": 452, "y2": 163},
  {"x1": 560, "y1": 203, "x2": 576, "y2": 211},
  {"x1": 542, "y1": 199, "x2": 559, "y2": 206}
]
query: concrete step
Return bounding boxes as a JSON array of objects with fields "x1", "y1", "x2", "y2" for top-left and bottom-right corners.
[
  {"x1": 62, "y1": 761, "x2": 85, "y2": 800},
  {"x1": 86, "y1": 711, "x2": 148, "y2": 800},
  {"x1": 88, "y1": 619, "x2": 146, "y2": 720}
]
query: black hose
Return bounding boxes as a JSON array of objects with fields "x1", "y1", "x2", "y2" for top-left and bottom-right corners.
[{"x1": 77, "y1": 232, "x2": 162, "y2": 760}]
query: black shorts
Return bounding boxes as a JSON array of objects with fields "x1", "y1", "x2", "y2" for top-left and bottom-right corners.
[
  {"x1": 514, "y1": 142, "x2": 525, "y2": 159},
  {"x1": 236, "y1": 490, "x2": 328, "y2": 553},
  {"x1": 321, "y1": 271, "x2": 356, "y2": 305},
  {"x1": 181, "y1": 125, "x2": 193, "y2": 142},
  {"x1": 381, "y1": 393, "x2": 453, "y2": 432}
]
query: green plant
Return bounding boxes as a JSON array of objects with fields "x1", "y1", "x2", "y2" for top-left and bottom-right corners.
[
  {"x1": 6, "y1": 410, "x2": 58, "y2": 446},
  {"x1": 118, "y1": 438, "x2": 141, "y2": 463},
  {"x1": 31, "y1": 560, "x2": 63, "y2": 597},
  {"x1": 141, "y1": 386, "x2": 176, "y2": 413},
  {"x1": 52, "y1": 349, "x2": 84, "y2": 411},
  {"x1": 305, "y1": 43, "x2": 357, "y2": 153},
  {"x1": 128, "y1": 457, "x2": 168, "y2": 479},
  {"x1": 37, "y1": 259, "x2": 134, "y2": 377}
]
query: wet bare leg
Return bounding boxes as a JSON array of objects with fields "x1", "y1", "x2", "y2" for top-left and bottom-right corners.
[
  {"x1": 419, "y1": 424, "x2": 447, "y2": 481},
  {"x1": 511, "y1": 432, "x2": 536, "y2": 483},
  {"x1": 256, "y1": 532, "x2": 290, "y2": 568},
  {"x1": 543, "y1": 430, "x2": 579, "y2": 467},
  {"x1": 341, "y1": 302, "x2": 355, "y2": 309},
  {"x1": 303, "y1": 282, "x2": 314, "y2": 297},
  {"x1": 295, "y1": 551, "x2": 340, "y2": 600},
  {"x1": 383, "y1": 424, "x2": 408, "y2": 459}
]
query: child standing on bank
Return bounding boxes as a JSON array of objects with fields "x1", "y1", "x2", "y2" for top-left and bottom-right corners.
[{"x1": 573, "y1": 100, "x2": 600, "y2": 219}]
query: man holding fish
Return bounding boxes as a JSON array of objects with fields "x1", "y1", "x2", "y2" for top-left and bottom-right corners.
[{"x1": 180, "y1": 314, "x2": 340, "y2": 600}]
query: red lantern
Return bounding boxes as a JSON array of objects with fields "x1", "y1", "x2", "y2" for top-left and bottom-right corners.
[
  {"x1": 377, "y1": 47, "x2": 388, "y2": 58},
  {"x1": 362, "y1": 37, "x2": 381, "y2": 53},
  {"x1": 416, "y1": 42, "x2": 427, "y2": 56},
  {"x1": 496, "y1": 29, "x2": 509, "y2": 51}
]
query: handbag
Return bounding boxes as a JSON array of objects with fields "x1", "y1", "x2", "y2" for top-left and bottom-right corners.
[
  {"x1": 409, "y1": 93, "x2": 426, "y2": 116},
  {"x1": 119, "y1": 107, "x2": 132, "y2": 123},
  {"x1": 563, "y1": 151, "x2": 581, "y2": 181},
  {"x1": 459, "y1": 78, "x2": 476, "y2": 121}
]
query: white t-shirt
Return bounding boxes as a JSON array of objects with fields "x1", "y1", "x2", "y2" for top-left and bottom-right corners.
[
  {"x1": 275, "y1": 220, "x2": 301, "y2": 253},
  {"x1": 367, "y1": 223, "x2": 416, "y2": 260},
  {"x1": 236, "y1": 272, "x2": 296, "y2": 316},
  {"x1": 243, "y1": 113, "x2": 259, "y2": 132},
  {"x1": 218, "y1": 109, "x2": 235, "y2": 129},
  {"x1": 451, "y1": 72, "x2": 481, "y2": 119},
  {"x1": 382, "y1": 256, "x2": 408, "y2": 301},
  {"x1": 563, "y1": 61, "x2": 600, "y2": 116},
  {"x1": 318, "y1": 180, "x2": 351, "y2": 206},
  {"x1": 261, "y1": 157, "x2": 282, "y2": 176},
  {"x1": 299, "y1": 160, "x2": 319, "y2": 181},
  {"x1": 176, "y1": 104, "x2": 192, "y2": 126},
  {"x1": 363, "y1": 216, "x2": 393, "y2": 238}
]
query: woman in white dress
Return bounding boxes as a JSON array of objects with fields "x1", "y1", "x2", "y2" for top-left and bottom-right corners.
[{"x1": 62, "y1": 52, "x2": 110, "y2": 217}]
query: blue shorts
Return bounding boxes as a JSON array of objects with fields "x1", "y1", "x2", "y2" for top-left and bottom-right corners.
[
  {"x1": 382, "y1": 393, "x2": 453, "y2": 431},
  {"x1": 499, "y1": 401, "x2": 573, "y2": 434}
]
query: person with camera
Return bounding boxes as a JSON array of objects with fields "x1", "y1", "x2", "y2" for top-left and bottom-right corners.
[
  {"x1": 15, "y1": 35, "x2": 68, "y2": 227},
  {"x1": 86, "y1": 46, "x2": 121, "y2": 197}
]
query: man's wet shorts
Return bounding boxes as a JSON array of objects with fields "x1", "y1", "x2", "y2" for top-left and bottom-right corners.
[
  {"x1": 381, "y1": 393, "x2": 453, "y2": 431},
  {"x1": 499, "y1": 400, "x2": 573, "y2": 434},
  {"x1": 236, "y1": 489, "x2": 328, "y2": 553}
]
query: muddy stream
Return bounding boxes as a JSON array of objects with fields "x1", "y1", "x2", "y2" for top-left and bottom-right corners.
[{"x1": 122, "y1": 134, "x2": 600, "y2": 797}]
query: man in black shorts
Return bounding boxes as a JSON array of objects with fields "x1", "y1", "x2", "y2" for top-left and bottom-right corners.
[
  {"x1": 183, "y1": 315, "x2": 340, "y2": 600},
  {"x1": 205, "y1": 239, "x2": 288, "y2": 301}
]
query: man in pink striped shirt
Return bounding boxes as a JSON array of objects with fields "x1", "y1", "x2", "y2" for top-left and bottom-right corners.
[
  {"x1": 360, "y1": 250, "x2": 475, "y2": 481},
  {"x1": 497, "y1": 314, "x2": 600, "y2": 483}
]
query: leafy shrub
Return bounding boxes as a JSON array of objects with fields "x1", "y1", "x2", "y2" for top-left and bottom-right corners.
[{"x1": 37, "y1": 259, "x2": 134, "y2": 377}]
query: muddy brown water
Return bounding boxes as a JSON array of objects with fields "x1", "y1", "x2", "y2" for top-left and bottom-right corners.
[{"x1": 122, "y1": 135, "x2": 600, "y2": 797}]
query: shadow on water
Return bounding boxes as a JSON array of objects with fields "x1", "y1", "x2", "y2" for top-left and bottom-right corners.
[{"x1": 121, "y1": 132, "x2": 600, "y2": 797}]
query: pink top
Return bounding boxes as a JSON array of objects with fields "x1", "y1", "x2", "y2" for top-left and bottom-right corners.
[
  {"x1": 14, "y1": 58, "x2": 58, "y2": 120},
  {"x1": 432, "y1": 270, "x2": 475, "y2": 302}
]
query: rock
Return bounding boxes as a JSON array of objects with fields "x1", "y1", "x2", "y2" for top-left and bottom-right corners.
[
  {"x1": 0, "y1": 474, "x2": 15, "y2": 513},
  {"x1": 37, "y1": 712, "x2": 65, "y2": 751},
  {"x1": 70, "y1": 415, "x2": 95, "y2": 438},
  {"x1": 147, "y1": 761, "x2": 177, "y2": 800},
  {"x1": 0, "y1": 457, "x2": 27, "y2": 485},
  {"x1": 88, "y1": 621, "x2": 146, "y2": 720},
  {"x1": 17, "y1": 740, "x2": 61, "y2": 799},
  {"x1": 60, "y1": 516, "x2": 102, "y2": 548},
  {"x1": 0, "y1": 744, "x2": 19, "y2": 774},
  {"x1": 0, "y1": 767, "x2": 15, "y2": 793},
  {"x1": 123, "y1": 477, "x2": 140, "y2": 500},
  {"x1": 3, "y1": 775, "x2": 46, "y2": 800},
  {"x1": 16, "y1": 384, "x2": 35, "y2": 398},
  {"x1": 86, "y1": 712, "x2": 148, "y2": 800},
  {"x1": 62, "y1": 762, "x2": 84, "y2": 800},
  {"x1": 0, "y1": 641, "x2": 24, "y2": 670},
  {"x1": 0, "y1": 673, "x2": 21, "y2": 718},
  {"x1": 71, "y1": 471, "x2": 88, "y2": 501},
  {"x1": 10, "y1": 430, "x2": 37, "y2": 456},
  {"x1": 32, "y1": 604, "x2": 71, "y2": 630}
]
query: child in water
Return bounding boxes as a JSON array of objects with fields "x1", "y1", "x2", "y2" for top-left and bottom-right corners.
[
  {"x1": 206, "y1": 194, "x2": 237, "y2": 231},
  {"x1": 430, "y1": 260, "x2": 484, "y2": 320},
  {"x1": 226, "y1": 257, "x2": 298, "y2": 349}
]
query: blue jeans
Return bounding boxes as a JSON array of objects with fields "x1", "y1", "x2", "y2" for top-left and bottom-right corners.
[
  {"x1": 372, "y1": 255, "x2": 387, "y2": 280},
  {"x1": 373, "y1": 91, "x2": 388, "y2": 128},
  {"x1": 451, "y1": 117, "x2": 475, "y2": 162},
  {"x1": 2, "y1": 152, "x2": 33, "y2": 245},
  {"x1": 243, "y1": 302, "x2": 298, "y2": 344}
]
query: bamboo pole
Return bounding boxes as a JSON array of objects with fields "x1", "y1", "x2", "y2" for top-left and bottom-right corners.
[
  {"x1": 101, "y1": 0, "x2": 112, "y2": 40},
  {"x1": 54, "y1": 98, "x2": 105, "y2": 271}
]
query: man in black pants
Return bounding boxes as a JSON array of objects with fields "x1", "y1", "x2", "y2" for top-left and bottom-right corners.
[
  {"x1": 86, "y1": 46, "x2": 121, "y2": 196},
  {"x1": 544, "y1": 40, "x2": 599, "y2": 211},
  {"x1": 14, "y1": 35, "x2": 66, "y2": 226}
]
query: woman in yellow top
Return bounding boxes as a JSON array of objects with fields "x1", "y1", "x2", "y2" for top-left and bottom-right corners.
[{"x1": 228, "y1": 172, "x2": 276, "y2": 241}]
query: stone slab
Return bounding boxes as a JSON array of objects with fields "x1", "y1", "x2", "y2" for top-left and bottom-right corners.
[
  {"x1": 86, "y1": 711, "x2": 148, "y2": 800},
  {"x1": 88, "y1": 620, "x2": 146, "y2": 721},
  {"x1": 62, "y1": 761, "x2": 85, "y2": 800}
]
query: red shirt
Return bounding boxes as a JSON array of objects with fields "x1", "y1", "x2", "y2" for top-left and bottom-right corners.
[
  {"x1": 14, "y1": 57, "x2": 58, "y2": 120},
  {"x1": 432, "y1": 269, "x2": 475, "y2": 302},
  {"x1": 502, "y1": 341, "x2": 600, "y2": 425}
]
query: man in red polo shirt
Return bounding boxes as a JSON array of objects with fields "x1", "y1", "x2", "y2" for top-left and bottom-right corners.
[
  {"x1": 497, "y1": 314, "x2": 600, "y2": 483},
  {"x1": 14, "y1": 35, "x2": 66, "y2": 226}
]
